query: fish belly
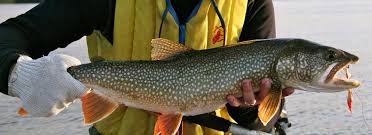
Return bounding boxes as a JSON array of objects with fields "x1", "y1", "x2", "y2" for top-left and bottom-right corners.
[{"x1": 85, "y1": 83, "x2": 231, "y2": 115}]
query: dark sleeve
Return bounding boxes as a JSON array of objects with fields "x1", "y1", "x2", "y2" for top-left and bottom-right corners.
[
  {"x1": 239, "y1": 0, "x2": 276, "y2": 41},
  {"x1": 183, "y1": 113, "x2": 231, "y2": 132},
  {"x1": 0, "y1": 0, "x2": 116, "y2": 94}
]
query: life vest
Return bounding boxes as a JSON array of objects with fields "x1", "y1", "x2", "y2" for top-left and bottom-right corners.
[{"x1": 86, "y1": 0, "x2": 248, "y2": 134}]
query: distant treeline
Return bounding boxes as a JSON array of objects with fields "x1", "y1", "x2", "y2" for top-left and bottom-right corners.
[{"x1": 0, "y1": 0, "x2": 41, "y2": 3}]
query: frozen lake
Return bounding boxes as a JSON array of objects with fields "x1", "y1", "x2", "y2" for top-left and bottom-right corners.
[{"x1": 0, "y1": 0, "x2": 371, "y2": 134}]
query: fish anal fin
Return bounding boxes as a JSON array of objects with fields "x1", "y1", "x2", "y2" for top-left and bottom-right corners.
[
  {"x1": 81, "y1": 90, "x2": 119, "y2": 125},
  {"x1": 151, "y1": 38, "x2": 192, "y2": 60},
  {"x1": 17, "y1": 107, "x2": 29, "y2": 116},
  {"x1": 258, "y1": 89, "x2": 282, "y2": 126},
  {"x1": 154, "y1": 114, "x2": 183, "y2": 135}
]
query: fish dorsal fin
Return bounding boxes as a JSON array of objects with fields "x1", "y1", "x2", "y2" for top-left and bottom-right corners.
[
  {"x1": 151, "y1": 38, "x2": 192, "y2": 60},
  {"x1": 154, "y1": 114, "x2": 183, "y2": 135},
  {"x1": 258, "y1": 89, "x2": 282, "y2": 126}
]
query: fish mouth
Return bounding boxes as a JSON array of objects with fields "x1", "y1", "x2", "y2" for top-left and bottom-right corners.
[{"x1": 322, "y1": 60, "x2": 361, "y2": 90}]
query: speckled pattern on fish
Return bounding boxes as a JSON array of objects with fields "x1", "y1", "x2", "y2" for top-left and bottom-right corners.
[{"x1": 67, "y1": 38, "x2": 360, "y2": 118}]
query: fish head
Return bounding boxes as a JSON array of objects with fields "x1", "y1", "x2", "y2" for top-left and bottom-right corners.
[{"x1": 276, "y1": 39, "x2": 360, "y2": 93}]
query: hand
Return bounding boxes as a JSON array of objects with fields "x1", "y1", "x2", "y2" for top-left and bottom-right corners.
[
  {"x1": 8, "y1": 54, "x2": 88, "y2": 117},
  {"x1": 225, "y1": 78, "x2": 294, "y2": 131},
  {"x1": 226, "y1": 78, "x2": 294, "y2": 107}
]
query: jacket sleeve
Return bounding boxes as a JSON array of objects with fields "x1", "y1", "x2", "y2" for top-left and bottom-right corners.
[
  {"x1": 183, "y1": 113, "x2": 232, "y2": 132},
  {"x1": 239, "y1": 0, "x2": 276, "y2": 40},
  {"x1": 0, "y1": 0, "x2": 115, "y2": 94}
]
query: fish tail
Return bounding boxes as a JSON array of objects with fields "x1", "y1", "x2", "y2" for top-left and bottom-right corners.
[{"x1": 81, "y1": 89, "x2": 119, "y2": 125}]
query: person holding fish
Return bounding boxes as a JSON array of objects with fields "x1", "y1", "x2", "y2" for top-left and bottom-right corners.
[{"x1": 0, "y1": 0, "x2": 296, "y2": 134}]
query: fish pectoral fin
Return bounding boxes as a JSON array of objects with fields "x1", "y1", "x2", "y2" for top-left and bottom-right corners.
[
  {"x1": 81, "y1": 89, "x2": 119, "y2": 125},
  {"x1": 258, "y1": 89, "x2": 282, "y2": 126},
  {"x1": 154, "y1": 114, "x2": 183, "y2": 135},
  {"x1": 154, "y1": 121, "x2": 161, "y2": 135},
  {"x1": 17, "y1": 107, "x2": 29, "y2": 116},
  {"x1": 151, "y1": 38, "x2": 192, "y2": 60}
]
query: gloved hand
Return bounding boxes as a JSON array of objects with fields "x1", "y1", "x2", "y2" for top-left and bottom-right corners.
[{"x1": 8, "y1": 54, "x2": 88, "y2": 117}]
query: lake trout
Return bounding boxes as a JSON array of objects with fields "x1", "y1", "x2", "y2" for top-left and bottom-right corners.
[{"x1": 24, "y1": 38, "x2": 361, "y2": 135}]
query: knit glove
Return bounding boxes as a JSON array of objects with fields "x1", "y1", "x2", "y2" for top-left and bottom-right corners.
[{"x1": 8, "y1": 54, "x2": 88, "y2": 117}]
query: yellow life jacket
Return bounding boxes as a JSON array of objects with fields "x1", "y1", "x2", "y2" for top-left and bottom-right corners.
[{"x1": 86, "y1": 0, "x2": 249, "y2": 134}]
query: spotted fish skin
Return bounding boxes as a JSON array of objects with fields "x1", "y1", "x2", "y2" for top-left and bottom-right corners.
[{"x1": 67, "y1": 38, "x2": 359, "y2": 116}]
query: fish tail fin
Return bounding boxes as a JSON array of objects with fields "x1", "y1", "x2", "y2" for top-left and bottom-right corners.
[
  {"x1": 81, "y1": 89, "x2": 119, "y2": 125},
  {"x1": 17, "y1": 107, "x2": 29, "y2": 116}
]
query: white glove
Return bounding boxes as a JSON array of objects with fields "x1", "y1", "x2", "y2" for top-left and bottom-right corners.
[
  {"x1": 8, "y1": 54, "x2": 88, "y2": 117},
  {"x1": 228, "y1": 123, "x2": 270, "y2": 135}
]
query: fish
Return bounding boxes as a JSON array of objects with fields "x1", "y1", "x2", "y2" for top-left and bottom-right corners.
[{"x1": 18, "y1": 38, "x2": 361, "y2": 135}]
